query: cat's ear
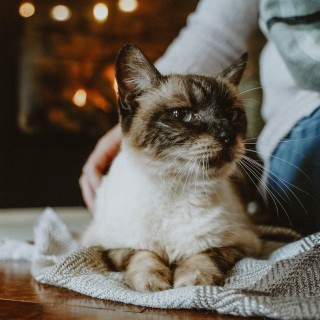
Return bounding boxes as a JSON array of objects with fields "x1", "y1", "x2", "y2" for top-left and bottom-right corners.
[
  {"x1": 219, "y1": 53, "x2": 248, "y2": 86},
  {"x1": 115, "y1": 43, "x2": 161, "y2": 107}
]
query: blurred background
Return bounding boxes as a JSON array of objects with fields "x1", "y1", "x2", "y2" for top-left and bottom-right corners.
[
  {"x1": 0, "y1": 0, "x2": 200, "y2": 208},
  {"x1": 0, "y1": 0, "x2": 264, "y2": 209}
]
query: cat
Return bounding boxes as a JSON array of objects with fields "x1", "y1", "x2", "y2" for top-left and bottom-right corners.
[{"x1": 81, "y1": 43, "x2": 262, "y2": 292}]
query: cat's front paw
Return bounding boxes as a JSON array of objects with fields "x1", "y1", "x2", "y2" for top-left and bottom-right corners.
[
  {"x1": 173, "y1": 256, "x2": 223, "y2": 288},
  {"x1": 125, "y1": 251, "x2": 172, "y2": 292},
  {"x1": 173, "y1": 247, "x2": 244, "y2": 288},
  {"x1": 174, "y1": 268, "x2": 223, "y2": 288}
]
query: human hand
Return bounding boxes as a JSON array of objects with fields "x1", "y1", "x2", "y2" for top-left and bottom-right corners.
[{"x1": 79, "y1": 124, "x2": 122, "y2": 213}]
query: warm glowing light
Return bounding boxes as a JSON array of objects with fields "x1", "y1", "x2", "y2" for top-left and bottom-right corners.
[
  {"x1": 91, "y1": 91, "x2": 110, "y2": 111},
  {"x1": 93, "y1": 3, "x2": 109, "y2": 22},
  {"x1": 113, "y1": 79, "x2": 118, "y2": 95},
  {"x1": 103, "y1": 64, "x2": 118, "y2": 97},
  {"x1": 72, "y1": 89, "x2": 87, "y2": 107},
  {"x1": 50, "y1": 5, "x2": 71, "y2": 21},
  {"x1": 118, "y1": 0, "x2": 138, "y2": 13},
  {"x1": 19, "y1": 2, "x2": 35, "y2": 18}
]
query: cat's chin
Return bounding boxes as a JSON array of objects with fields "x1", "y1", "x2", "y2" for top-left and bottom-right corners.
[
  {"x1": 205, "y1": 148, "x2": 242, "y2": 177},
  {"x1": 205, "y1": 146, "x2": 237, "y2": 167},
  {"x1": 207, "y1": 153, "x2": 232, "y2": 167}
]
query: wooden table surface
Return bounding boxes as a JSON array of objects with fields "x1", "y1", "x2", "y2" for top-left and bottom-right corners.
[
  {"x1": 0, "y1": 208, "x2": 268, "y2": 319},
  {"x1": 0, "y1": 260, "x2": 269, "y2": 320}
]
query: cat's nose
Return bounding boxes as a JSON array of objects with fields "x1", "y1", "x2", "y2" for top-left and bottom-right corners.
[{"x1": 219, "y1": 130, "x2": 235, "y2": 146}]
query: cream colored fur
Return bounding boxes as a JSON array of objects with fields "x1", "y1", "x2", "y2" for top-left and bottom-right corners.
[
  {"x1": 82, "y1": 44, "x2": 261, "y2": 291},
  {"x1": 82, "y1": 141, "x2": 261, "y2": 264}
]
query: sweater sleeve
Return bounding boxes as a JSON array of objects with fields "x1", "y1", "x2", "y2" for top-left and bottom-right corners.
[{"x1": 156, "y1": 0, "x2": 260, "y2": 76}]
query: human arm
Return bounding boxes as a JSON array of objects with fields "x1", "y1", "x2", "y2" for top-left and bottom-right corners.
[
  {"x1": 79, "y1": 124, "x2": 121, "y2": 213},
  {"x1": 156, "y1": 0, "x2": 259, "y2": 75},
  {"x1": 80, "y1": 0, "x2": 259, "y2": 212}
]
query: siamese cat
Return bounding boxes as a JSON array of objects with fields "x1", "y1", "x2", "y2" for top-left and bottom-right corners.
[{"x1": 82, "y1": 44, "x2": 261, "y2": 292}]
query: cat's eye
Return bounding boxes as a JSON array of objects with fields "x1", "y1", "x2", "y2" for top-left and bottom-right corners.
[{"x1": 171, "y1": 109, "x2": 196, "y2": 123}]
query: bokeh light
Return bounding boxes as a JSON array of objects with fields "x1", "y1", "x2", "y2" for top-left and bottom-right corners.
[
  {"x1": 50, "y1": 5, "x2": 72, "y2": 21},
  {"x1": 118, "y1": 0, "x2": 138, "y2": 13},
  {"x1": 93, "y1": 3, "x2": 109, "y2": 22},
  {"x1": 72, "y1": 89, "x2": 87, "y2": 108},
  {"x1": 19, "y1": 2, "x2": 35, "y2": 18}
]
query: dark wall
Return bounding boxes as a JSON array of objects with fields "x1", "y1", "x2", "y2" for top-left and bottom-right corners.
[
  {"x1": 0, "y1": 0, "x2": 199, "y2": 208},
  {"x1": 0, "y1": 1, "x2": 96, "y2": 208}
]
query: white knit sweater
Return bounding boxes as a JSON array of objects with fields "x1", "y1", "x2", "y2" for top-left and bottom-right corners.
[{"x1": 156, "y1": 0, "x2": 320, "y2": 167}]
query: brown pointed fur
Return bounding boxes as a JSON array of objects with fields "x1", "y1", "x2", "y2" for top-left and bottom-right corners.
[{"x1": 82, "y1": 44, "x2": 261, "y2": 292}]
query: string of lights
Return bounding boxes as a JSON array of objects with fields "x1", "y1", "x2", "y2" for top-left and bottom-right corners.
[{"x1": 19, "y1": 0, "x2": 139, "y2": 21}]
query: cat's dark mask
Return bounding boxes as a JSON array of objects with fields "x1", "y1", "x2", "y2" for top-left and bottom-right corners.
[{"x1": 115, "y1": 43, "x2": 248, "y2": 176}]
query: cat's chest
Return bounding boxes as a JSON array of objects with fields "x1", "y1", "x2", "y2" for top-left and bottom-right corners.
[
  {"x1": 143, "y1": 200, "x2": 226, "y2": 261},
  {"x1": 95, "y1": 151, "x2": 245, "y2": 261},
  {"x1": 103, "y1": 185, "x2": 224, "y2": 260},
  {"x1": 95, "y1": 155, "x2": 231, "y2": 261}
]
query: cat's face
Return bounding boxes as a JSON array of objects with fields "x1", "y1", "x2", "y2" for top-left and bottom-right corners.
[{"x1": 115, "y1": 44, "x2": 247, "y2": 178}]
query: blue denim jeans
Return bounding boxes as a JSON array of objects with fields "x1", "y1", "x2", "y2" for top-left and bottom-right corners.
[{"x1": 267, "y1": 107, "x2": 320, "y2": 235}]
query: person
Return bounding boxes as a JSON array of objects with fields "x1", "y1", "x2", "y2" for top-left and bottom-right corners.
[{"x1": 79, "y1": 0, "x2": 320, "y2": 235}]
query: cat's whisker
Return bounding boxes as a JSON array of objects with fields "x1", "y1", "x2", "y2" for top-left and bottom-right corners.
[
  {"x1": 241, "y1": 155, "x2": 309, "y2": 220},
  {"x1": 193, "y1": 159, "x2": 203, "y2": 202},
  {"x1": 241, "y1": 98, "x2": 260, "y2": 101},
  {"x1": 237, "y1": 160, "x2": 266, "y2": 204},
  {"x1": 242, "y1": 152, "x2": 311, "y2": 196},
  {"x1": 245, "y1": 134, "x2": 320, "y2": 148},
  {"x1": 245, "y1": 137, "x2": 258, "y2": 141},
  {"x1": 243, "y1": 148, "x2": 311, "y2": 183},
  {"x1": 202, "y1": 156, "x2": 211, "y2": 203},
  {"x1": 239, "y1": 160, "x2": 289, "y2": 224},
  {"x1": 84, "y1": 44, "x2": 264, "y2": 292},
  {"x1": 234, "y1": 86, "x2": 262, "y2": 97},
  {"x1": 169, "y1": 157, "x2": 191, "y2": 190},
  {"x1": 245, "y1": 138, "x2": 258, "y2": 144},
  {"x1": 200, "y1": 158, "x2": 205, "y2": 195},
  {"x1": 276, "y1": 175, "x2": 313, "y2": 213},
  {"x1": 179, "y1": 159, "x2": 196, "y2": 202},
  {"x1": 240, "y1": 98, "x2": 261, "y2": 104},
  {"x1": 192, "y1": 160, "x2": 200, "y2": 202},
  {"x1": 241, "y1": 156, "x2": 289, "y2": 205},
  {"x1": 240, "y1": 80, "x2": 262, "y2": 86},
  {"x1": 238, "y1": 159, "x2": 291, "y2": 223}
]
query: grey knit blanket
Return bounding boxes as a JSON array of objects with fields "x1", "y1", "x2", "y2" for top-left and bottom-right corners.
[{"x1": 1, "y1": 208, "x2": 319, "y2": 319}]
